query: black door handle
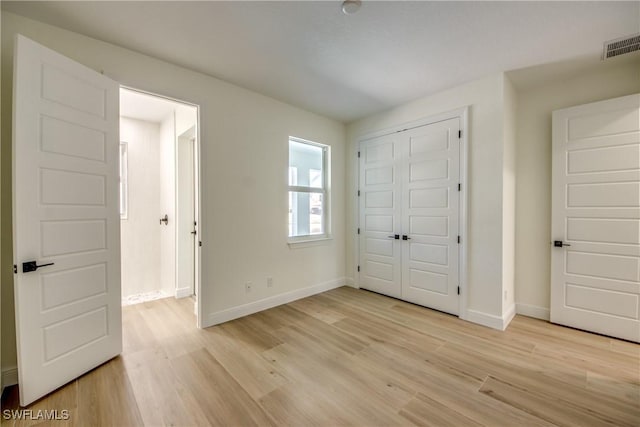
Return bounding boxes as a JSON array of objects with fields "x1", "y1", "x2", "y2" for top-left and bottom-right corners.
[
  {"x1": 402, "y1": 235, "x2": 411, "y2": 240},
  {"x1": 387, "y1": 235, "x2": 400, "y2": 240},
  {"x1": 191, "y1": 231, "x2": 197, "y2": 235},
  {"x1": 553, "y1": 240, "x2": 571, "y2": 247},
  {"x1": 22, "y1": 261, "x2": 55, "y2": 273}
]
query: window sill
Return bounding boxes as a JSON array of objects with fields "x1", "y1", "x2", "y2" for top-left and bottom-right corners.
[{"x1": 287, "y1": 236, "x2": 333, "y2": 248}]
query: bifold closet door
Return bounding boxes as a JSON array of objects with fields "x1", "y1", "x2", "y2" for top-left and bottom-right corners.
[
  {"x1": 359, "y1": 134, "x2": 403, "y2": 298},
  {"x1": 400, "y1": 118, "x2": 461, "y2": 315},
  {"x1": 358, "y1": 118, "x2": 461, "y2": 315}
]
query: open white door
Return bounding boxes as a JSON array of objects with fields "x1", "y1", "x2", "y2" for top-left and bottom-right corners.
[
  {"x1": 13, "y1": 35, "x2": 122, "y2": 405},
  {"x1": 177, "y1": 134, "x2": 196, "y2": 297},
  {"x1": 551, "y1": 94, "x2": 640, "y2": 343}
]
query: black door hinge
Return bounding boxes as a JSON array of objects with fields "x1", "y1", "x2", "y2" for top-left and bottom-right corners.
[
  {"x1": 458, "y1": 183, "x2": 461, "y2": 192},
  {"x1": 457, "y1": 235, "x2": 461, "y2": 244},
  {"x1": 357, "y1": 265, "x2": 360, "y2": 272},
  {"x1": 199, "y1": 241, "x2": 202, "y2": 247},
  {"x1": 357, "y1": 228, "x2": 360, "y2": 234},
  {"x1": 458, "y1": 130, "x2": 462, "y2": 138},
  {"x1": 13, "y1": 264, "x2": 17, "y2": 274},
  {"x1": 357, "y1": 190, "x2": 360, "y2": 196},
  {"x1": 457, "y1": 286, "x2": 460, "y2": 295},
  {"x1": 357, "y1": 151, "x2": 361, "y2": 158}
]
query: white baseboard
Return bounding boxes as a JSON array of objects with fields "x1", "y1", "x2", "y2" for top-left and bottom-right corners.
[
  {"x1": 122, "y1": 290, "x2": 170, "y2": 306},
  {"x1": 344, "y1": 277, "x2": 357, "y2": 288},
  {"x1": 2, "y1": 365, "x2": 18, "y2": 391},
  {"x1": 175, "y1": 286, "x2": 192, "y2": 299},
  {"x1": 203, "y1": 277, "x2": 346, "y2": 328},
  {"x1": 465, "y1": 304, "x2": 515, "y2": 331},
  {"x1": 516, "y1": 303, "x2": 550, "y2": 321},
  {"x1": 503, "y1": 304, "x2": 516, "y2": 329}
]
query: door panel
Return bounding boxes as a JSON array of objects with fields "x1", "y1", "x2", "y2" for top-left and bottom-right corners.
[
  {"x1": 358, "y1": 117, "x2": 461, "y2": 315},
  {"x1": 13, "y1": 35, "x2": 121, "y2": 405},
  {"x1": 177, "y1": 136, "x2": 195, "y2": 295},
  {"x1": 359, "y1": 135, "x2": 402, "y2": 298},
  {"x1": 551, "y1": 94, "x2": 640, "y2": 343},
  {"x1": 402, "y1": 118, "x2": 460, "y2": 315}
]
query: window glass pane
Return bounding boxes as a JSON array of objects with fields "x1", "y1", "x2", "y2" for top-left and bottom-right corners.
[
  {"x1": 309, "y1": 168, "x2": 322, "y2": 189},
  {"x1": 288, "y1": 191, "x2": 324, "y2": 237},
  {"x1": 289, "y1": 140, "x2": 323, "y2": 188}
]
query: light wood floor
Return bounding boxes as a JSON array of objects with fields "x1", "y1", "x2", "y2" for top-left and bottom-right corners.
[{"x1": 2, "y1": 286, "x2": 639, "y2": 426}]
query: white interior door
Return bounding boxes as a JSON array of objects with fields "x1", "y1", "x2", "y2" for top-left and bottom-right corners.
[
  {"x1": 359, "y1": 134, "x2": 403, "y2": 298},
  {"x1": 177, "y1": 135, "x2": 195, "y2": 297},
  {"x1": 358, "y1": 117, "x2": 462, "y2": 315},
  {"x1": 551, "y1": 94, "x2": 640, "y2": 343},
  {"x1": 401, "y1": 118, "x2": 461, "y2": 315},
  {"x1": 13, "y1": 35, "x2": 122, "y2": 405}
]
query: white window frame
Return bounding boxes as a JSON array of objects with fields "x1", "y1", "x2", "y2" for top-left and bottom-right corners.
[
  {"x1": 288, "y1": 136, "x2": 331, "y2": 243},
  {"x1": 119, "y1": 141, "x2": 128, "y2": 220}
]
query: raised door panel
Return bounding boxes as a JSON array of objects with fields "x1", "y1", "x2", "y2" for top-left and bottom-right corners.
[
  {"x1": 359, "y1": 135, "x2": 402, "y2": 298},
  {"x1": 401, "y1": 118, "x2": 460, "y2": 315},
  {"x1": 13, "y1": 35, "x2": 121, "y2": 405},
  {"x1": 551, "y1": 94, "x2": 640, "y2": 343}
]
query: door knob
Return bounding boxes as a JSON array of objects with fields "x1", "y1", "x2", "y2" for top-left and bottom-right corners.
[
  {"x1": 402, "y1": 235, "x2": 411, "y2": 240},
  {"x1": 160, "y1": 214, "x2": 168, "y2": 225},
  {"x1": 387, "y1": 234, "x2": 400, "y2": 239},
  {"x1": 22, "y1": 261, "x2": 54, "y2": 273},
  {"x1": 553, "y1": 240, "x2": 571, "y2": 247}
]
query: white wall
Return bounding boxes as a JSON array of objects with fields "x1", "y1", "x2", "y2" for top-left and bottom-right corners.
[
  {"x1": 347, "y1": 73, "x2": 511, "y2": 327},
  {"x1": 159, "y1": 113, "x2": 176, "y2": 297},
  {"x1": 510, "y1": 58, "x2": 640, "y2": 319},
  {"x1": 1, "y1": 12, "x2": 346, "y2": 373},
  {"x1": 175, "y1": 105, "x2": 197, "y2": 137},
  {"x1": 119, "y1": 117, "x2": 162, "y2": 299},
  {"x1": 502, "y1": 76, "x2": 517, "y2": 317}
]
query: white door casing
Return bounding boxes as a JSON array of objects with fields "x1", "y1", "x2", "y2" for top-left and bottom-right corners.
[
  {"x1": 13, "y1": 35, "x2": 122, "y2": 405},
  {"x1": 551, "y1": 94, "x2": 640, "y2": 343},
  {"x1": 358, "y1": 112, "x2": 464, "y2": 316},
  {"x1": 359, "y1": 134, "x2": 403, "y2": 298}
]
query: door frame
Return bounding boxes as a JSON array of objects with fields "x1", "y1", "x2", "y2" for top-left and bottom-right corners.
[
  {"x1": 119, "y1": 85, "x2": 203, "y2": 328},
  {"x1": 354, "y1": 106, "x2": 469, "y2": 319}
]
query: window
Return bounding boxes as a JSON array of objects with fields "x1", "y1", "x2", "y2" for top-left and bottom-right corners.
[
  {"x1": 288, "y1": 137, "x2": 330, "y2": 240},
  {"x1": 119, "y1": 142, "x2": 128, "y2": 219}
]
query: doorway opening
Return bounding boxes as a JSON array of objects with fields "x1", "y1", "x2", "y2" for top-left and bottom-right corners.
[{"x1": 119, "y1": 87, "x2": 200, "y2": 321}]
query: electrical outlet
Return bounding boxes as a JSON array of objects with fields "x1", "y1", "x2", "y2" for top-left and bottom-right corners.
[
  {"x1": 245, "y1": 281, "x2": 252, "y2": 293},
  {"x1": 267, "y1": 277, "x2": 273, "y2": 287}
]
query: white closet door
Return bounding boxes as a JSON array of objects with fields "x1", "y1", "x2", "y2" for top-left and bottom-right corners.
[
  {"x1": 401, "y1": 118, "x2": 461, "y2": 315},
  {"x1": 13, "y1": 35, "x2": 122, "y2": 405},
  {"x1": 551, "y1": 94, "x2": 640, "y2": 343},
  {"x1": 359, "y1": 134, "x2": 403, "y2": 298}
]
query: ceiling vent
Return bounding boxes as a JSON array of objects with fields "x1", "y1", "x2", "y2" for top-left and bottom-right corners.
[{"x1": 603, "y1": 33, "x2": 640, "y2": 60}]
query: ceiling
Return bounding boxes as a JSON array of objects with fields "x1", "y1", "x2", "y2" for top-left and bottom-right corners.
[
  {"x1": 3, "y1": 1, "x2": 638, "y2": 122},
  {"x1": 120, "y1": 88, "x2": 187, "y2": 123}
]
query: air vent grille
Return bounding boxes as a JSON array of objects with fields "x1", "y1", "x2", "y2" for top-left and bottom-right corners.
[{"x1": 603, "y1": 34, "x2": 640, "y2": 59}]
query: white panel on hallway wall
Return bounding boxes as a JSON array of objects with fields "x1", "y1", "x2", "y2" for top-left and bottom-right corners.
[
  {"x1": 120, "y1": 117, "x2": 162, "y2": 300},
  {"x1": 159, "y1": 114, "x2": 177, "y2": 298}
]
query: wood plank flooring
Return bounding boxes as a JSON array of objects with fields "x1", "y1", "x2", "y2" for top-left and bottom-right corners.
[{"x1": 2, "y1": 286, "x2": 639, "y2": 426}]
